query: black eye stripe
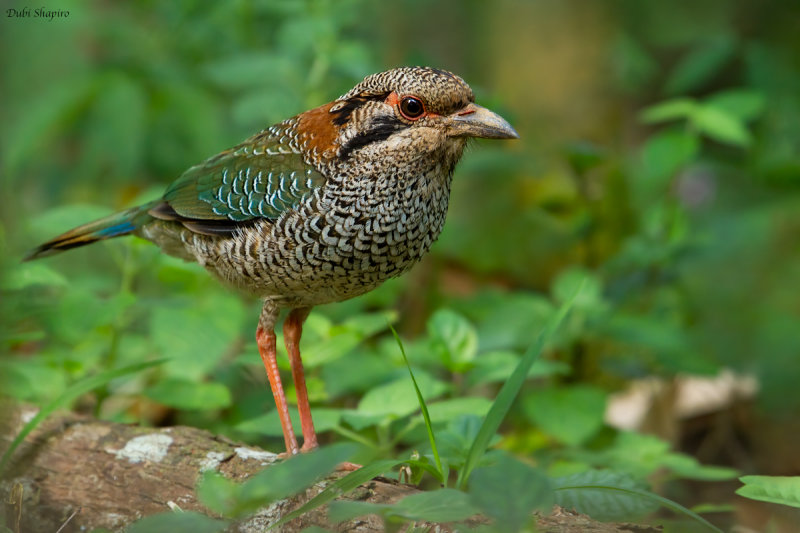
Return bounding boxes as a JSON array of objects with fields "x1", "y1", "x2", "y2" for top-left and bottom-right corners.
[{"x1": 339, "y1": 116, "x2": 405, "y2": 158}]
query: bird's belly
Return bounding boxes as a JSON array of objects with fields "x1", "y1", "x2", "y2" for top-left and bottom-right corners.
[
  {"x1": 273, "y1": 210, "x2": 444, "y2": 304},
  {"x1": 202, "y1": 193, "x2": 447, "y2": 305}
]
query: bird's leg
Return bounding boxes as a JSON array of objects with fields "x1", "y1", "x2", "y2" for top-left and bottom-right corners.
[
  {"x1": 257, "y1": 301, "x2": 299, "y2": 456},
  {"x1": 283, "y1": 306, "x2": 317, "y2": 452}
]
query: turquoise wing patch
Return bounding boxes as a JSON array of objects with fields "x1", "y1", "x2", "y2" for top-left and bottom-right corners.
[{"x1": 163, "y1": 133, "x2": 327, "y2": 222}]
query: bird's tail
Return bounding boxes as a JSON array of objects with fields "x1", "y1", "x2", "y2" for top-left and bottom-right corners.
[{"x1": 24, "y1": 203, "x2": 156, "y2": 261}]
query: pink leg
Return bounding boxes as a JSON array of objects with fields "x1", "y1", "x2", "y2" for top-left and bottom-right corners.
[
  {"x1": 283, "y1": 307, "x2": 318, "y2": 452},
  {"x1": 257, "y1": 303, "x2": 299, "y2": 456}
]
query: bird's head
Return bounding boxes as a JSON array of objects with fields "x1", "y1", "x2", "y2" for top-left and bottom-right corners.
[{"x1": 294, "y1": 67, "x2": 518, "y2": 175}]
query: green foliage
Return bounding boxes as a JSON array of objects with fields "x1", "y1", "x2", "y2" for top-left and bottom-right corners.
[
  {"x1": 736, "y1": 476, "x2": 800, "y2": 509},
  {"x1": 392, "y1": 325, "x2": 446, "y2": 484},
  {"x1": 457, "y1": 282, "x2": 580, "y2": 489},
  {"x1": 270, "y1": 459, "x2": 405, "y2": 529},
  {"x1": 428, "y1": 309, "x2": 479, "y2": 372},
  {"x1": 144, "y1": 378, "x2": 232, "y2": 410},
  {"x1": 553, "y1": 470, "x2": 722, "y2": 532},
  {"x1": 468, "y1": 454, "x2": 553, "y2": 532},
  {"x1": 640, "y1": 90, "x2": 761, "y2": 147},
  {"x1": 329, "y1": 488, "x2": 476, "y2": 525},
  {"x1": 196, "y1": 443, "x2": 356, "y2": 518},
  {"x1": 2, "y1": 1, "x2": 799, "y2": 531},
  {"x1": 126, "y1": 511, "x2": 227, "y2": 533},
  {"x1": 553, "y1": 470, "x2": 658, "y2": 521},
  {"x1": 522, "y1": 385, "x2": 606, "y2": 447}
]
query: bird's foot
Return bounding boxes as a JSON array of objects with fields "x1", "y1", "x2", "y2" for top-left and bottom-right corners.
[{"x1": 300, "y1": 439, "x2": 318, "y2": 454}]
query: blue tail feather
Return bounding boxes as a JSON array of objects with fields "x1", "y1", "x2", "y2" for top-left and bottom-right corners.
[{"x1": 24, "y1": 205, "x2": 151, "y2": 261}]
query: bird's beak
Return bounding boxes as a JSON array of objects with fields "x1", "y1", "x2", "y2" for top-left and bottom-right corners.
[{"x1": 447, "y1": 102, "x2": 519, "y2": 139}]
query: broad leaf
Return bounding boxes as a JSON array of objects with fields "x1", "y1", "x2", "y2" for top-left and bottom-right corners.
[
  {"x1": 428, "y1": 309, "x2": 479, "y2": 372},
  {"x1": 737, "y1": 476, "x2": 800, "y2": 509},
  {"x1": 553, "y1": 470, "x2": 657, "y2": 520},
  {"x1": 357, "y1": 372, "x2": 447, "y2": 419},
  {"x1": 469, "y1": 455, "x2": 553, "y2": 532},
  {"x1": 230, "y1": 443, "x2": 356, "y2": 516},
  {"x1": 523, "y1": 385, "x2": 606, "y2": 446},
  {"x1": 145, "y1": 379, "x2": 232, "y2": 410}
]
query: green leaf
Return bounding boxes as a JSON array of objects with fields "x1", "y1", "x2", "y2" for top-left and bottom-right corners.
[
  {"x1": 523, "y1": 385, "x2": 606, "y2": 446},
  {"x1": 321, "y1": 351, "x2": 396, "y2": 397},
  {"x1": 341, "y1": 310, "x2": 397, "y2": 337},
  {"x1": 357, "y1": 371, "x2": 448, "y2": 419},
  {"x1": 151, "y1": 81, "x2": 223, "y2": 168},
  {"x1": 662, "y1": 453, "x2": 738, "y2": 481},
  {"x1": 391, "y1": 326, "x2": 445, "y2": 483},
  {"x1": 554, "y1": 470, "x2": 722, "y2": 532},
  {"x1": 691, "y1": 105, "x2": 752, "y2": 147},
  {"x1": 341, "y1": 411, "x2": 386, "y2": 431},
  {"x1": 300, "y1": 310, "x2": 395, "y2": 368},
  {"x1": 428, "y1": 309, "x2": 479, "y2": 372},
  {"x1": 298, "y1": 330, "x2": 361, "y2": 368},
  {"x1": 197, "y1": 471, "x2": 241, "y2": 516},
  {"x1": 328, "y1": 501, "x2": 390, "y2": 524},
  {"x1": 421, "y1": 397, "x2": 492, "y2": 425},
  {"x1": 466, "y1": 351, "x2": 569, "y2": 387},
  {"x1": 331, "y1": 489, "x2": 478, "y2": 524},
  {"x1": 553, "y1": 470, "x2": 657, "y2": 520},
  {"x1": 737, "y1": 476, "x2": 800, "y2": 509},
  {"x1": 230, "y1": 443, "x2": 356, "y2": 517},
  {"x1": 4, "y1": 77, "x2": 95, "y2": 177},
  {"x1": 0, "y1": 362, "x2": 37, "y2": 401},
  {"x1": 475, "y1": 293, "x2": 555, "y2": 352},
  {"x1": 233, "y1": 88, "x2": 302, "y2": 128},
  {"x1": 145, "y1": 379, "x2": 232, "y2": 410},
  {"x1": 690, "y1": 502, "x2": 736, "y2": 514},
  {"x1": 640, "y1": 98, "x2": 697, "y2": 124},
  {"x1": 236, "y1": 408, "x2": 343, "y2": 436},
  {"x1": 598, "y1": 432, "x2": 736, "y2": 481},
  {"x1": 203, "y1": 53, "x2": 296, "y2": 91},
  {"x1": 0, "y1": 360, "x2": 164, "y2": 473},
  {"x1": 468, "y1": 455, "x2": 553, "y2": 532},
  {"x1": 150, "y1": 295, "x2": 244, "y2": 380},
  {"x1": 552, "y1": 268, "x2": 603, "y2": 310},
  {"x1": 705, "y1": 89, "x2": 765, "y2": 122},
  {"x1": 391, "y1": 489, "x2": 476, "y2": 522},
  {"x1": 612, "y1": 33, "x2": 658, "y2": 91},
  {"x1": 457, "y1": 280, "x2": 581, "y2": 489},
  {"x1": 1, "y1": 262, "x2": 68, "y2": 290},
  {"x1": 270, "y1": 459, "x2": 404, "y2": 530},
  {"x1": 640, "y1": 128, "x2": 700, "y2": 184},
  {"x1": 126, "y1": 511, "x2": 228, "y2": 533},
  {"x1": 82, "y1": 73, "x2": 146, "y2": 178},
  {"x1": 664, "y1": 35, "x2": 736, "y2": 95}
]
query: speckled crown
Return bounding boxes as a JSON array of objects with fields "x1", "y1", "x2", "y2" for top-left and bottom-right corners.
[{"x1": 341, "y1": 67, "x2": 475, "y2": 115}]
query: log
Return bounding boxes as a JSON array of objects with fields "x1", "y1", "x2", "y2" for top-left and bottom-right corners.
[{"x1": 0, "y1": 403, "x2": 661, "y2": 532}]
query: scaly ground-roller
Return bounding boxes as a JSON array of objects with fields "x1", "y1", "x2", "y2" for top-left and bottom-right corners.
[{"x1": 26, "y1": 67, "x2": 519, "y2": 456}]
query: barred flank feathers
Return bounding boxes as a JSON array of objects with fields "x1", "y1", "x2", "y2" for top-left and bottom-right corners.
[{"x1": 24, "y1": 205, "x2": 150, "y2": 261}]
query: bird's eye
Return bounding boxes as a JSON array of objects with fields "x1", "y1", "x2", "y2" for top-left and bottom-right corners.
[{"x1": 399, "y1": 96, "x2": 425, "y2": 120}]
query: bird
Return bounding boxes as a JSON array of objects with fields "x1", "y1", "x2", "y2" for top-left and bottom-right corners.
[{"x1": 25, "y1": 66, "x2": 519, "y2": 456}]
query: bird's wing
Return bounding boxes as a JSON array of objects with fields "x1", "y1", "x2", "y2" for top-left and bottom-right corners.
[{"x1": 154, "y1": 130, "x2": 327, "y2": 235}]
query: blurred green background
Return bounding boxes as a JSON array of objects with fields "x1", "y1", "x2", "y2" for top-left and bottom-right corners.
[{"x1": 2, "y1": 0, "x2": 800, "y2": 530}]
